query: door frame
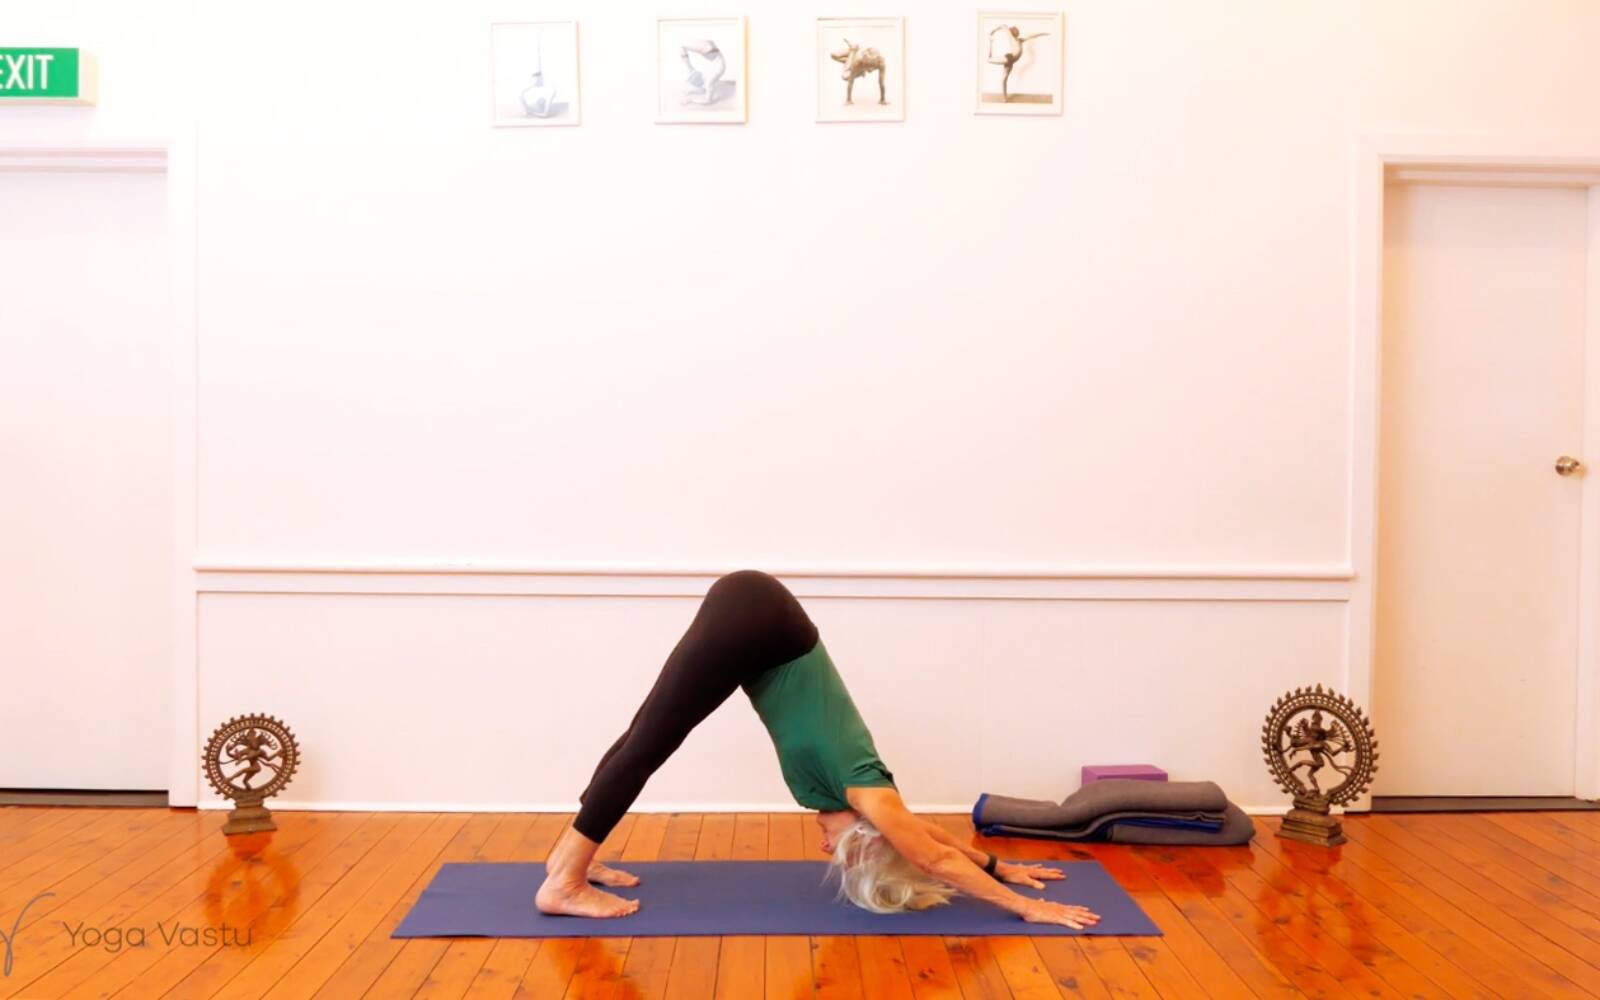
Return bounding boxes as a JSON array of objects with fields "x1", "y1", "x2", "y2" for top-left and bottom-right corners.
[
  {"x1": 1350, "y1": 135, "x2": 1600, "y2": 802},
  {"x1": 0, "y1": 140, "x2": 200, "y2": 803}
]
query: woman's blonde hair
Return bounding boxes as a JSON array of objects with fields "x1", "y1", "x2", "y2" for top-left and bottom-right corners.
[{"x1": 826, "y1": 818, "x2": 957, "y2": 914}]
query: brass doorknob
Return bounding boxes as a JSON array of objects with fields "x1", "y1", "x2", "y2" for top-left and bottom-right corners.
[{"x1": 1556, "y1": 456, "x2": 1582, "y2": 476}]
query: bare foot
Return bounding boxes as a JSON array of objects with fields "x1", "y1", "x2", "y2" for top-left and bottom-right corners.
[
  {"x1": 535, "y1": 878, "x2": 639, "y2": 918},
  {"x1": 587, "y1": 862, "x2": 640, "y2": 887}
]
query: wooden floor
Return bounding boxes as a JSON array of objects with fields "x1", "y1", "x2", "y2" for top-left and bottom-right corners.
[{"x1": 4, "y1": 808, "x2": 1600, "y2": 999}]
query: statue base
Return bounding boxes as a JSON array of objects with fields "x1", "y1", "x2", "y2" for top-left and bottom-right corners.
[
  {"x1": 222, "y1": 799, "x2": 278, "y2": 836},
  {"x1": 1277, "y1": 795, "x2": 1345, "y2": 847}
]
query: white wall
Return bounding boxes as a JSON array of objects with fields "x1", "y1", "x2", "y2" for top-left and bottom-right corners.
[
  {"x1": 196, "y1": 1, "x2": 1359, "y2": 566},
  {"x1": 6, "y1": 0, "x2": 1600, "y2": 811}
]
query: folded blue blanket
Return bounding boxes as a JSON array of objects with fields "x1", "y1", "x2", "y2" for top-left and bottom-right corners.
[
  {"x1": 978, "y1": 813, "x2": 1226, "y2": 837},
  {"x1": 1110, "y1": 816, "x2": 1226, "y2": 833}
]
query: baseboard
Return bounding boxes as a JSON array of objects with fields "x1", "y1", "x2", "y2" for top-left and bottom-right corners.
[
  {"x1": 200, "y1": 800, "x2": 1295, "y2": 817},
  {"x1": 1369, "y1": 795, "x2": 1600, "y2": 813},
  {"x1": 206, "y1": 800, "x2": 983, "y2": 814},
  {"x1": 0, "y1": 788, "x2": 168, "y2": 807}
]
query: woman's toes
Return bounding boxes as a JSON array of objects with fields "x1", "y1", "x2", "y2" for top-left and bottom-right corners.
[{"x1": 586, "y1": 862, "x2": 641, "y2": 888}]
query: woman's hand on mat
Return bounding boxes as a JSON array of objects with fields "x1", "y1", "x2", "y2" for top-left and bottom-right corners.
[
  {"x1": 996, "y1": 862, "x2": 1066, "y2": 888},
  {"x1": 1018, "y1": 898, "x2": 1101, "y2": 929}
]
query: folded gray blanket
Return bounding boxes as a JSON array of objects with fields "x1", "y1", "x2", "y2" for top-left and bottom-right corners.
[{"x1": 972, "y1": 779, "x2": 1255, "y2": 846}]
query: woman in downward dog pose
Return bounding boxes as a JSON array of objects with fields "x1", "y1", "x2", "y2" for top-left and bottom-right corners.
[{"x1": 535, "y1": 569, "x2": 1101, "y2": 929}]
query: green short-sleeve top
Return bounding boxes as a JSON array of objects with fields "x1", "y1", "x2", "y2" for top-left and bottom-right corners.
[{"x1": 743, "y1": 638, "x2": 897, "y2": 811}]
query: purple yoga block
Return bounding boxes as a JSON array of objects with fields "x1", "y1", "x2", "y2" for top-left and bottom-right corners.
[{"x1": 1082, "y1": 764, "x2": 1168, "y2": 784}]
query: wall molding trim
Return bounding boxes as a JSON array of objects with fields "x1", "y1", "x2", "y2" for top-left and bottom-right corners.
[
  {"x1": 0, "y1": 144, "x2": 168, "y2": 172},
  {"x1": 192, "y1": 559, "x2": 1355, "y2": 602},
  {"x1": 1389, "y1": 166, "x2": 1600, "y2": 188},
  {"x1": 193, "y1": 558, "x2": 1356, "y2": 580}
]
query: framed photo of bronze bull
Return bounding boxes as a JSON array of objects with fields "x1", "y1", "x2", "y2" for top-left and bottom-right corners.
[{"x1": 816, "y1": 16, "x2": 905, "y2": 123}]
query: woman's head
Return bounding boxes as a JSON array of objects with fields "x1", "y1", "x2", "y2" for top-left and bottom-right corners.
[
  {"x1": 815, "y1": 809, "x2": 858, "y2": 855},
  {"x1": 822, "y1": 815, "x2": 957, "y2": 914}
]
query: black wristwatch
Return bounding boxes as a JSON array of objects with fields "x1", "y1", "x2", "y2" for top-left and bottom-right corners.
[{"x1": 983, "y1": 852, "x2": 1000, "y2": 877}]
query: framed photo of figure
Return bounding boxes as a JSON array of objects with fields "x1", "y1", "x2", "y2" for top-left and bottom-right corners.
[
  {"x1": 490, "y1": 21, "x2": 581, "y2": 127},
  {"x1": 657, "y1": 16, "x2": 748, "y2": 124},
  {"x1": 975, "y1": 11, "x2": 1063, "y2": 115},
  {"x1": 816, "y1": 16, "x2": 905, "y2": 123}
]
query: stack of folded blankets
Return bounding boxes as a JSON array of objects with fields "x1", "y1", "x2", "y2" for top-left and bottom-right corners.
[{"x1": 971, "y1": 779, "x2": 1254, "y2": 845}]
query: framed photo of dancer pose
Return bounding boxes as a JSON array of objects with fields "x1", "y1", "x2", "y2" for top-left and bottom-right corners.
[
  {"x1": 490, "y1": 21, "x2": 581, "y2": 127},
  {"x1": 657, "y1": 16, "x2": 748, "y2": 124},
  {"x1": 816, "y1": 17, "x2": 906, "y2": 123},
  {"x1": 975, "y1": 11, "x2": 1064, "y2": 115}
]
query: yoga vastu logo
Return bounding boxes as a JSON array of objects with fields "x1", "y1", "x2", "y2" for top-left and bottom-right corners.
[
  {"x1": 60, "y1": 920, "x2": 253, "y2": 953},
  {"x1": 1, "y1": 890, "x2": 55, "y2": 977},
  {"x1": 1, "y1": 888, "x2": 254, "y2": 977}
]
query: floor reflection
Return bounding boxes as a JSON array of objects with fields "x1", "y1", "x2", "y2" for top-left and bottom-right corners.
[{"x1": 203, "y1": 830, "x2": 301, "y2": 943}]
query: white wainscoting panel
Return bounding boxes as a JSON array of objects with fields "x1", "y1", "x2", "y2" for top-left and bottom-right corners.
[{"x1": 196, "y1": 573, "x2": 1345, "y2": 814}]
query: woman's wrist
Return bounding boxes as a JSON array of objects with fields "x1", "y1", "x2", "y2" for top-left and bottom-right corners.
[
  {"x1": 928, "y1": 850, "x2": 1025, "y2": 912},
  {"x1": 965, "y1": 865, "x2": 1029, "y2": 913},
  {"x1": 998, "y1": 886, "x2": 1032, "y2": 915}
]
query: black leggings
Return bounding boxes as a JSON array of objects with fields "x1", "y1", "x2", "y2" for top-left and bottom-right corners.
[{"x1": 572, "y1": 569, "x2": 821, "y2": 843}]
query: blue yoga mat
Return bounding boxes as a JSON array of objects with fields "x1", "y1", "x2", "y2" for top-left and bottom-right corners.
[{"x1": 392, "y1": 860, "x2": 1160, "y2": 938}]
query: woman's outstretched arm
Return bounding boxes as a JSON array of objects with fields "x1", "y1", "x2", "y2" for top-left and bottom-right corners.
[
  {"x1": 845, "y1": 787, "x2": 1100, "y2": 929},
  {"x1": 917, "y1": 817, "x2": 1067, "y2": 889}
]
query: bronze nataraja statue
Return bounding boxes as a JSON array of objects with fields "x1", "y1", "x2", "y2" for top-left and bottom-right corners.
[
  {"x1": 1261, "y1": 686, "x2": 1378, "y2": 847},
  {"x1": 203, "y1": 713, "x2": 300, "y2": 836}
]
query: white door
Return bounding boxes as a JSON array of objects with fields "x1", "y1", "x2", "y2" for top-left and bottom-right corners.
[
  {"x1": 1375, "y1": 181, "x2": 1591, "y2": 796},
  {"x1": 0, "y1": 169, "x2": 174, "y2": 790}
]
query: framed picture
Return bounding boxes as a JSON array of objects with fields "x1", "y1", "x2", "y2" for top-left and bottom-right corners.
[
  {"x1": 975, "y1": 11, "x2": 1063, "y2": 115},
  {"x1": 816, "y1": 17, "x2": 905, "y2": 123},
  {"x1": 657, "y1": 16, "x2": 748, "y2": 124},
  {"x1": 490, "y1": 21, "x2": 580, "y2": 127}
]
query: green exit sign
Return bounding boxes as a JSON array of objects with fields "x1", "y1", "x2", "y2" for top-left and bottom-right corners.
[{"x1": 0, "y1": 48, "x2": 96, "y2": 104}]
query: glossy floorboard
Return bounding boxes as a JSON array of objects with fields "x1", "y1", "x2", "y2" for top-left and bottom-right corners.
[{"x1": 2, "y1": 807, "x2": 1599, "y2": 997}]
